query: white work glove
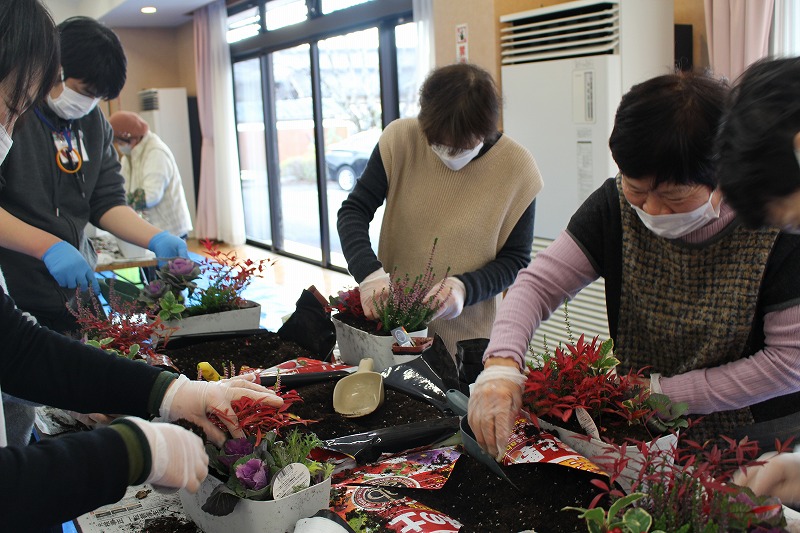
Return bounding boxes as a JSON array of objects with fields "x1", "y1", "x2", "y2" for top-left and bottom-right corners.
[
  {"x1": 121, "y1": 416, "x2": 208, "y2": 493},
  {"x1": 426, "y1": 277, "x2": 466, "y2": 321},
  {"x1": 358, "y1": 268, "x2": 391, "y2": 320},
  {"x1": 467, "y1": 362, "x2": 527, "y2": 461},
  {"x1": 159, "y1": 374, "x2": 283, "y2": 446}
]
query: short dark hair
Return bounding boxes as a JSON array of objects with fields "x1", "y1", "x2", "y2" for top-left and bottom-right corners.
[
  {"x1": 0, "y1": 0, "x2": 60, "y2": 124},
  {"x1": 58, "y1": 17, "x2": 127, "y2": 100},
  {"x1": 417, "y1": 63, "x2": 500, "y2": 154},
  {"x1": 609, "y1": 70, "x2": 728, "y2": 189},
  {"x1": 717, "y1": 57, "x2": 800, "y2": 228}
]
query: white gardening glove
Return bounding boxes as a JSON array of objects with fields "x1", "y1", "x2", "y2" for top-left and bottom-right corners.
[
  {"x1": 159, "y1": 374, "x2": 283, "y2": 446},
  {"x1": 120, "y1": 417, "x2": 208, "y2": 493},
  {"x1": 358, "y1": 268, "x2": 391, "y2": 320},
  {"x1": 426, "y1": 277, "x2": 466, "y2": 321},
  {"x1": 467, "y1": 362, "x2": 527, "y2": 461}
]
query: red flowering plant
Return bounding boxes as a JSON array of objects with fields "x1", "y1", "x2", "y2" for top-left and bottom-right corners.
[
  {"x1": 201, "y1": 386, "x2": 333, "y2": 517},
  {"x1": 524, "y1": 306, "x2": 688, "y2": 443},
  {"x1": 68, "y1": 285, "x2": 176, "y2": 367},
  {"x1": 328, "y1": 239, "x2": 448, "y2": 333},
  {"x1": 565, "y1": 435, "x2": 795, "y2": 532},
  {"x1": 133, "y1": 239, "x2": 274, "y2": 321}
]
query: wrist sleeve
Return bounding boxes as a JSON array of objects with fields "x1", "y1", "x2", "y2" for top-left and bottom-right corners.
[
  {"x1": 109, "y1": 420, "x2": 152, "y2": 485},
  {"x1": 148, "y1": 372, "x2": 179, "y2": 417}
]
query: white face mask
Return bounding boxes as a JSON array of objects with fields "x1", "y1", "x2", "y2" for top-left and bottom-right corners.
[
  {"x1": 117, "y1": 143, "x2": 132, "y2": 156},
  {"x1": 431, "y1": 142, "x2": 484, "y2": 171},
  {"x1": 0, "y1": 126, "x2": 12, "y2": 165},
  {"x1": 47, "y1": 85, "x2": 100, "y2": 120},
  {"x1": 631, "y1": 191, "x2": 720, "y2": 239}
]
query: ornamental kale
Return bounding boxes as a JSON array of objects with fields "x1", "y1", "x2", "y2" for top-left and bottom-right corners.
[{"x1": 202, "y1": 429, "x2": 334, "y2": 517}]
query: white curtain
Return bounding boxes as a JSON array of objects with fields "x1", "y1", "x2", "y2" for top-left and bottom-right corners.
[
  {"x1": 413, "y1": 0, "x2": 435, "y2": 87},
  {"x1": 704, "y1": 0, "x2": 775, "y2": 82},
  {"x1": 771, "y1": 0, "x2": 800, "y2": 56},
  {"x1": 193, "y1": 0, "x2": 246, "y2": 245}
]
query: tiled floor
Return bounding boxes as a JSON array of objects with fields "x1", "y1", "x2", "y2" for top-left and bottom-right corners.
[{"x1": 187, "y1": 239, "x2": 354, "y2": 331}]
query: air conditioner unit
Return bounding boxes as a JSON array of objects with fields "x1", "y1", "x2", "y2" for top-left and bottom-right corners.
[
  {"x1": 138, "y1": 88, "x2": 197, "y2": 235},
  {"x1": 500, "y1": 0, "x2": 674, "y2": 351}
]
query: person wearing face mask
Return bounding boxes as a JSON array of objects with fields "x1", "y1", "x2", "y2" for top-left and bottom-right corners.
[
  {"x1": 468, "y1": 70, "x2": 800, "y2": 460},
  {"x1": 0, "y1": 3, "x2": 287, "y2": 532},
  {"x1": 337, "y1": 63, "x2": 543, "y2": 357},
  {"x1": 0, "y1": 16, "x2": 189, "y2": 337},
  {"x1": 109, "y1": 111, "x2": 193, "y2": 240}
]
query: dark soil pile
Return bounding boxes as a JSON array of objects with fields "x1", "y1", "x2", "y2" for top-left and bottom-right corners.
[{"x1": 158, "y1": 330, "x2": 603, "y2": 532}]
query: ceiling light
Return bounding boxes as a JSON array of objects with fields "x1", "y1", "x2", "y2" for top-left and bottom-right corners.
[{"x1": 141, "y1": 6, "x2": 157, "y2": 14}]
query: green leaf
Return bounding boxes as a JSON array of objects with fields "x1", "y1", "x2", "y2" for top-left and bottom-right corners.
[
  {"x1": 201, "y1": 483, "x2": 240, "y2": 516},
  {"x1": 608, "y1": 492, "x2": 645, "y2": 520},
  {"x1": 622, "y1": 507, "x2": 652, "y2": 533}
]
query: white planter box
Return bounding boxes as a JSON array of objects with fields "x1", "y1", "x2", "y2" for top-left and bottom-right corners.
[
  {"x1": 180, "y1": 474, "x2": 332, "y2": 533},
  {"x1": 115, "y1": 237, "x2": 152, "y2": 259},
  {"x1": 166, "y1": 300, "x2": 262, "y2": 338},
  {"x1": 332, "y1": 314, "x2": 426, "y2": 372},
  {"x1": 538, "y1": 417, "x2": 677, "y2": 493}
]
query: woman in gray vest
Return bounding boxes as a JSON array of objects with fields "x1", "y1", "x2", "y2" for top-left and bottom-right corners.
[
  {"x1": 337, "y1": 63, "x2": 544, "y2": 358},
  {"x1": 468, "y1": 70, "x2": 800, "y2": 459}
]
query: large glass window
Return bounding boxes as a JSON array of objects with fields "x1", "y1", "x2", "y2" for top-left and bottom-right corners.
[
  {"x1": 273, "y1": 44, "x2": 321, "y2": 260},
  {"x1": 319, "y1": 28, "x2": 383, "y2": 268},
  {"x1": 233, "y1": 58, "x2": 271, "y2": 244},
  {"x1": 228, "y1": 0, "x2": 413, "y2": 270}
]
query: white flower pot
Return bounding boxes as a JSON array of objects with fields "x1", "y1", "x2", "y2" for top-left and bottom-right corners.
[
  {"x1": 538, "y1": 418, "x2": 678, "y2": 493},
  {"x1": 166, "y1": 300, "x2": 262, "y2": 338},
  {"x1": 332, "y1": 314, "x2": 427, "y2": 372},
  {"x1": 115, "y1": 237, "x2": 152, "y2": 259},
  {"x1": 179, "y1": 474, "x2": 332, "y2": 533}
]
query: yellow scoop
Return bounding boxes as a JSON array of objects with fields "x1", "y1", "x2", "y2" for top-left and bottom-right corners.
[{"x1": 333, "y1": 358, "x2": 385, "y2": 418}]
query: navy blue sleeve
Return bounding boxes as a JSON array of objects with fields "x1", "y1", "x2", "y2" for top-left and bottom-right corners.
[
  {"x1": 336, "y1": 143, "x2": 386, "y2": 282},
  {"x1": 456, "y1": 199, "x2": 536, "y2": 305}
]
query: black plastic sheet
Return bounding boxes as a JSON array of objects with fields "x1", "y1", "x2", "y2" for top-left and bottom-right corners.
[
  {"x1": 380, "y1": 339, "x2": 456, "y2": 413},
  {"x1": 278, "y1": 288, "x2": 336, "y2": 360},
  {"x1": 322, "y1": 417, "x2": 461, "y2": 464}
]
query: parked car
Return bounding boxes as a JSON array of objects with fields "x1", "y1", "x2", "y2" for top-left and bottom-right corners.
[{"x1": 325, "y1": 129, "x2": 382, "y2": 191}]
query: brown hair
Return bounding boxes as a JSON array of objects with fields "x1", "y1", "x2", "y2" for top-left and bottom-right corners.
[{"x1": 417, "y1": 63, "x2": 500, "y2": 155}]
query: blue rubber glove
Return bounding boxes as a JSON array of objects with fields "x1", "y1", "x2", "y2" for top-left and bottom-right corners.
[
  {"x1": 147, "y1": 231, "x2": 189, "y2": 266},
  {"x1": 42, "y1": 241, "x2": 101, "y2": 294}
]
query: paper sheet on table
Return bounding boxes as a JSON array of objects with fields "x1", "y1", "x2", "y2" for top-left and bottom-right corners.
[{"x1": 75, "y1": 485, "x2": 191, "y2": 532}]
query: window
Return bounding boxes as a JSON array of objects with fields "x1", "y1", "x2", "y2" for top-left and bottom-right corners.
[
  {"x1": 227, "y1": 7, "x2": 260, "y2": 44},
  {"x1": 229, "y1": 0, "x2": 414, "y2": 269}
]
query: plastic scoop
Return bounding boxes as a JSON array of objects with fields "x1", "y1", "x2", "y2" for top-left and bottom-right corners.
[{"x1": 333, "y1": 358, "x2": 385, "y2": 418}]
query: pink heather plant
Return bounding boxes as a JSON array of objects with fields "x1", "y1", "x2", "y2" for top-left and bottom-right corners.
[{"x1": 374, "y1": 238, "x2": 450, "y2": 333}]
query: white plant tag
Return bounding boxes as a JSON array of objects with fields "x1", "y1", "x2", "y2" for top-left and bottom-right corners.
[
  {"x1": 272, "y1": 463, "x2": 311, "y2": 499},
  {"x1": 575, "y1": 407, "x2": 601, "y2": 440}
]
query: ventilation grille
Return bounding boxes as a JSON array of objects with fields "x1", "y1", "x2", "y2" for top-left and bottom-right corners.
[
  {"x1": 525, "y1": 236, "x2": 610, "y2": 363},
  {"x1": 139, "y1": 89, "x2": 160, "y2": 111},
  {"x1": 500, "y1": 0, "x2": 619, "y2": 66}
]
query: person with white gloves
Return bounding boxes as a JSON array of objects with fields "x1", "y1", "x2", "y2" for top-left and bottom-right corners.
[{"x1": 338, "y1": 63, "x2": 543, "y2": 356}]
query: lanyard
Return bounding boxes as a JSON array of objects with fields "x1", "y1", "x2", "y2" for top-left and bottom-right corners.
[{"x1": 34, "y1": 107, "x2": 83, "y2": 174}]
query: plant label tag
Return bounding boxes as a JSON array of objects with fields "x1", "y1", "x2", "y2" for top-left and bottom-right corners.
[
  {"x1": 575, "y1": 407, "x2": 601, "y2": 440},
  {"x1": 391, "y1": 327, "x2": 415, "y2": 347},
  {"x1": 272, "y1": 463, "x2": 311, "y2": 499}
]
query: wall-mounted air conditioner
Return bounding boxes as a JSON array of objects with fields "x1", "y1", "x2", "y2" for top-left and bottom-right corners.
[{"x1": 500, "y1": 0, "x2": 674, "y2": 350}]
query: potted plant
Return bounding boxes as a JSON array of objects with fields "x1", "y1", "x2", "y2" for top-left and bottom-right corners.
[
  {"x1": 179, "y1": 389, "x2": 335, "y2": 533},
  {"x1": 329, "y1": 239, "x2": 448, "y2": 371},
  {"x1": 523, "y1": 330, "x2": 689, "y2": 491},
  {"x1": 117, "y1": 239, "x2": 274, "y2": 337},
  {"x1": 564, "y1": 435, "x2": 795, "y2": 532}
]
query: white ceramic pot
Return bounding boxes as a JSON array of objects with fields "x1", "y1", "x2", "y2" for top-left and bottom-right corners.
[
  {"x1": 166, "y1": 300, "x2": 262, "y2": 337},
  {"x1": 332, "y1": 314, "x2": 427, "y2": 372},
  {"x1": 537, "y1": 417, "x2": 678, "y2": 493},
  {"x1": 179, "y1": 474, "x2": 332, "y2": 533},
  {"x1": 115, "y1": 237, "x2": 152, "y2": 259}
]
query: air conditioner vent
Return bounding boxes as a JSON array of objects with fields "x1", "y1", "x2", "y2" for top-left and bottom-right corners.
[
  {"x1": 500, "y1": 0, "x2": 619, "y2": 65},
  {"x1": 139, "y1": 89, "x2": 160, "y2": 111}
]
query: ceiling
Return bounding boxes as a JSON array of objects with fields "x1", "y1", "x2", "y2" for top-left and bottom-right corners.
[{"x1": 98, "y1": 0, "x2": 218, "y2": 28}]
